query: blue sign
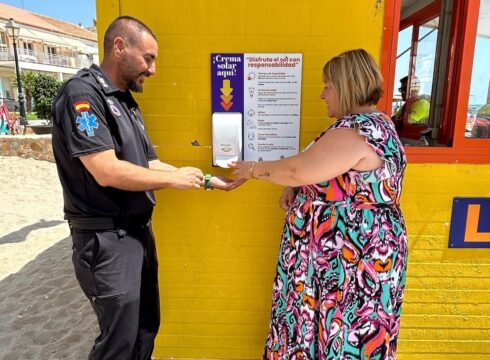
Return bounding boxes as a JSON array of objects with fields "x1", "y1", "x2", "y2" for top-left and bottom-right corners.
[{"x1": 449, "y1": 197, "x2": 490, "y2": 248}]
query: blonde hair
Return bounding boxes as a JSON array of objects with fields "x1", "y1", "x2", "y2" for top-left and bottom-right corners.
[{"x1": 323, "y1": 49, "x2": 383, "y2": 117}]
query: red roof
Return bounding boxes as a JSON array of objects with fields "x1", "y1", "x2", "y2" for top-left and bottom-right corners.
[{"x1": 0, "y1": 2, "x2": 97, "y2": 41}]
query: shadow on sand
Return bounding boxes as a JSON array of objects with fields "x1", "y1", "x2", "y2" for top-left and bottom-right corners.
[
  {"x1": 0, "y1": 237, "x2": 97, "y2": 359},
  {"x1": 0, "y1": 220, "x2": 65, "y2": 245}
]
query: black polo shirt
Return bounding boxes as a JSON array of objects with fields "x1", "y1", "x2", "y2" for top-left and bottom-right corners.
[{"x1": 52, "y1": 64, "x2": 157, "y2": 219}]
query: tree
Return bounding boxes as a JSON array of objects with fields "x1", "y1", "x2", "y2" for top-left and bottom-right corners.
[
  {"x1": 32, "y1": 74, "x2": 62, "y2": 120},
  {"x1": 10, "y1": 71, "x2": 38, "y2": 113}
]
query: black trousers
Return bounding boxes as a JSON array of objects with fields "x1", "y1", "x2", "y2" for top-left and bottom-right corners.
[{"x1": 71, "y1": 224, "x2": 160, "y2": 360}]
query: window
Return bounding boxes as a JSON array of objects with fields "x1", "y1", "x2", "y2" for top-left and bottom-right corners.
[
  {"x1": 0, "y1": 31, "x2": 7, "y2": 47},
  {"x1": 391, "y1": 1, "x2": 441, "y2": 146},
  {"x1": 47, "y1": 46, "x2": 57, "y2": 56},
  {"x1": 465, "y1": 0, "x2": 490, "y2": 139},
  {"x1": 22, "y1": 41, "x2": 33, "y2": 55},
  {"x1": 381, "y1": 0, "x2": 490, "y2": 162},
  {"x1": 0, "y1": 78, "x2": 11, "y2": 101},
  {"x1": 45, "y1": 46, "x2": 59, "y2": 65},
  {"x1": 0, "y1": 31, "x2": 7, "y2": 61}
]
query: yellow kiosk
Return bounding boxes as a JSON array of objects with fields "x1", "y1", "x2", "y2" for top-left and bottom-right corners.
[{"x1": 95, "y1": 1, "x2": 490, "y2": 358}]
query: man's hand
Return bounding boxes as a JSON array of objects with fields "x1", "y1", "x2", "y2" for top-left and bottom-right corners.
[
  {"x1": 210, "y1": 175, "x2": 247, "y2": 191},
  {"x1": 279, "y1": 186, "x2": 297, "y2": 211},
  {"x1": 171, "y1": 167, "x2": 204, "y2": 189}
]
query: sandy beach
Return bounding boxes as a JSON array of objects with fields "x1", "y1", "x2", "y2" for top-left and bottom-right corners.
[{"x1": 0, "y1": 156, "x2": 96, "y2": 359}]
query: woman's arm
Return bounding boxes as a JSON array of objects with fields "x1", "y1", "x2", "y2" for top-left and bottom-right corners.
[{"x1": 231, "y1": 128, "x2": 382, "y2": 186}]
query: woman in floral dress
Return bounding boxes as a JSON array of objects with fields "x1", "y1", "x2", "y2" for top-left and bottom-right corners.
[{"x1": 231, "y1": 49, "x2": 408, "y2": 359}]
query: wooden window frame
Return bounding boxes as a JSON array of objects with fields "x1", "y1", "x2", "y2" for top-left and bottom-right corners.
[{"x1": 380, "y1": 0, "x2": 490, "y2": 163}]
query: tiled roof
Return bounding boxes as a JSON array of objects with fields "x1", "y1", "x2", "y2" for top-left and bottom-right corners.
[
  {"x1": 37, "y1": 15, "x2": 97, "y2": 41},
  {"x1": 0, "y1": 2, "x2": 97, "y2": 42}
]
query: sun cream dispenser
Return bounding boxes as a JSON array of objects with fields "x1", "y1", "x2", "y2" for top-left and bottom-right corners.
[{"x1": 212, "y1": 112, "x2": 242, "y2": 168}]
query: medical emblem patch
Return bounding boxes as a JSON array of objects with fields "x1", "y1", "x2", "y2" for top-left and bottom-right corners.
[{"x1": 76, "y1": 111, "x2": 99, "y2": 137}]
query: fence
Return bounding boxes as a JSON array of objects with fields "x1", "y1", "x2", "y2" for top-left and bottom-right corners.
[{"x1": 0, "y1": 47, "x2": 91, "y2": 69}]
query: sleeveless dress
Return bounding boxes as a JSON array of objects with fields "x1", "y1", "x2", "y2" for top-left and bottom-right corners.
[{"x1": 264, "y1": 113, "x2": 408, "y2": 360}]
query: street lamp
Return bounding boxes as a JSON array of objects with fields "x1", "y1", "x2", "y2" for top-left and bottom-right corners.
[{"x1": 5, "y1": 18, "x2": 26, "y2": 134}]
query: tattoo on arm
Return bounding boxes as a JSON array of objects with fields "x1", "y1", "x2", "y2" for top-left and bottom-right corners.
[{"x1": 258, "y1": 171, "x2": 270, "y2": 178}]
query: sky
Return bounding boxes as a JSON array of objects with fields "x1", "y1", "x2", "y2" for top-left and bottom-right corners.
[{"x1": 1, "y1": 0, "x2": 96, "y2": 28}]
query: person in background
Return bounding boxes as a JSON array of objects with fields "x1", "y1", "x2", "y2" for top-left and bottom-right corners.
[
  {"x1": 392, "y1": 75, "x2": 430, "y2": 130},
  {"x1": 52, "y1": 16, "x2": 241, "y2": 360},
  {"x1": 0, "y1": 99, "x2": 7, "y2": 135},
  {"x1": 231, "y1": 49, "x2": 408, "y2": 359},
  {"x1": 471, "y1": 103, "x2": 490, "y2": 138}
]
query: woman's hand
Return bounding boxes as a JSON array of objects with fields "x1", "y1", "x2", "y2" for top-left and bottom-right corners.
[
  {"x1": 210, "y1": 175, "x2": 247, "y2": 191},
  {"x1": 279, "y1": 186, "x2": 297, "y2": 211},
  {"x1": 229, "y1": 161, "x2": 256, "y2": 179}
]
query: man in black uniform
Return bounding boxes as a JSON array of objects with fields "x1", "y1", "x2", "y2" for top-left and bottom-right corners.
[{"x1": 52, "y1": 16, "x2": 240, "y2": 360}]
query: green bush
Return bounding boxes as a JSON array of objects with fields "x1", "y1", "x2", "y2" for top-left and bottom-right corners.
[
  {"x1": 26, "y1": 112, "x2": 38, "y2": 121},
  {"x1": 32, "y1": 74, "x2": 62, "y2": 120},
  {"x1": 10, "y1": 71, "x2": 38, "y2": 113}
]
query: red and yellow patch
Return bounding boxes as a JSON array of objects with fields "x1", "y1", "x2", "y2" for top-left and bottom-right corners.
[{"x1": 74, "y1": 101, "x2": 90, "y2": 112}]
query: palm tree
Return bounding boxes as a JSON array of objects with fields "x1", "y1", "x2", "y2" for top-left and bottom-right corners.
[{"x1": 10, "y1": 71, "x2": 38, "y2": 113}]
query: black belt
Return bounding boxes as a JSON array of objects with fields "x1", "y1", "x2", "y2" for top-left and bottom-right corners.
[{"x1": 66, "y1": 213, "x2": 151, "y2": 231}]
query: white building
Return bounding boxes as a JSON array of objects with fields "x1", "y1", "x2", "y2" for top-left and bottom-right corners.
[{"x1": 0, "y1": 3, "x2": 98, "y2": 105}]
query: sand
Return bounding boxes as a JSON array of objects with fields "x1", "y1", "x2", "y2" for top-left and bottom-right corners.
[{"x1": 0, "y1": 156, "x2": 97, "y2": 359}]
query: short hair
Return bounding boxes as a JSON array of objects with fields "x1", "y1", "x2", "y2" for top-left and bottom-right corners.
[
  {"x1": 400, "y1": 75, "x2": 420, "y2": 88},
  {"x1": 103, "y1": 16, "x2": 156, "y2": 54},
  {"x1": 323, "y1": 49, "x2": 383, "y2": 117}
]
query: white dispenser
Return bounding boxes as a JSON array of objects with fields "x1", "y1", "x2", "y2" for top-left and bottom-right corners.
[{"x1": 212, "y1": 112, "x2": 242, "y2": 167}]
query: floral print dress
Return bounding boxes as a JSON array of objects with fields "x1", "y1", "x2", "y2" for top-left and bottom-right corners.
[{"x1": 264, "y1": 113, "x2": 408, "y2": 360}]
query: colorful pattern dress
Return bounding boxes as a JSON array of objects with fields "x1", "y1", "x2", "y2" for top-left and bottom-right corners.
[{"x1": 264, "y1": 113, "x2": 408, "y2": 360}]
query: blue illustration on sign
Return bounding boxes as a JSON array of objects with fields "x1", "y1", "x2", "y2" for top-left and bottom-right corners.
[{"x1": 76, "y1": 111, "x2": 99, "y2": 137}]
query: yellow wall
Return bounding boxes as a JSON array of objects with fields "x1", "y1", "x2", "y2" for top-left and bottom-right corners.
[
  {"x1": 96, "y1": 1, "x2": 490, "y2": 359},
  {"x1": 398, "y1": 164, "x2": 490, "y2": 360}
]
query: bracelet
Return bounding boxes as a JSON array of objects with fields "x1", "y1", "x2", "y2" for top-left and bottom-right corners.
[
  {"x1": 249, "y1": 162, "x2": 257, "y2": 179},
  {"x1": 204, "y1": 174, "x2": 213, "y2": 191}
]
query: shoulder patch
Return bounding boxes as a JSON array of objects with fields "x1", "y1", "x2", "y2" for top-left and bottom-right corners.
[
  {"x1": 74, "y1": 101, "x2": 91, "y2": 112},
  {"x1": 107, "y1": 99, "x2": 122, "y2": 117},
  {"x1": 76, "y1": 111, "x2": 99, "y2": 137}
]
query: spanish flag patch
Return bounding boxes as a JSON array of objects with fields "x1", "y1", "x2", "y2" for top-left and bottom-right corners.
[{"x1": 74, "y1": 101, "x2": 90, "y2": 112}]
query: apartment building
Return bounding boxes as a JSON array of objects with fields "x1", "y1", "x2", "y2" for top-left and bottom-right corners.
[{"x1": 0, "y1": 3, "x2": 98, "y2": 103}]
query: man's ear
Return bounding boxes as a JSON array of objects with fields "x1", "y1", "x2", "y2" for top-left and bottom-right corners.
[{"x1": 113, "y1": 37, "x2": 126, "y2": 56}]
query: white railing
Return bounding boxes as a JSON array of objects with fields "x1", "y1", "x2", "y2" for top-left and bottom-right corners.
[
  {"x1": 0, "y1": 47, "x2": 8, "y2": 61},
  {"x1": 0, "y1": 46, "x2": 92, "y2": 69}
]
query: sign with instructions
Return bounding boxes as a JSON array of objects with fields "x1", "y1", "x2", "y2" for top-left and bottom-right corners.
[{"x1": 211, "y1": 53, "x2": 302, "y2": 162}]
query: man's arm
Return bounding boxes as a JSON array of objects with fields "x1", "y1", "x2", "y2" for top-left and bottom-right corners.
[
  {"x1": 148, "y1": 159, "x2": 245, "y2": 191},
  {"x1": 148, "y1": 159, "x2": 177, "y2": 171},
  {"x1": 80, "y1": 149, "x2": 203, "y2": 191}
]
